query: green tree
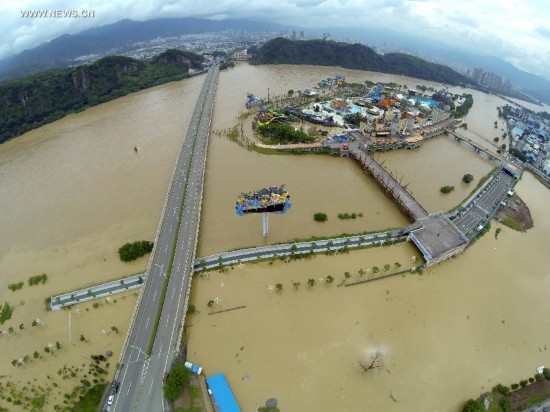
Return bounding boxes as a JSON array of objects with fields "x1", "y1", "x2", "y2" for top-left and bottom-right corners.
[
  {"x1": 118, "y1": 241, "x2": 154, "y2": 262},
  {"x1": 111, "y1": 326, "x2": 118, "y2": 334},
  {"x1": 462, "y1": 399, "x2": 484, "y2": 412},
  {"x1": 325, "y1": 275, "x2": 334, "y2": 284},
  {"x1": 292, "y1": 281, "x2": 301, "y2": 290},
  {"x1": 313, "y1": 213, "x2": 328, "y2": 222},
  {"x1": 33, "y1": 351, "x2": 40, "y2": 359},
  {"x1": 344, "y1": 271, "x2": 351, "y2": 279},
  {"x1": 462, "y1": 174, "x2": 474, "y2": 184},
  {"x1": 372, "y1": 266, "x2": 379, "y2": 274},
  {"x1": 394, "y1": 262, "x2": 401, "y2": 269},
  {"x1": 383, "y1": 264, "x2": 390, "y2": 272},
  {"x1": 307, "y1": 278, "x2": 316, "y2": 287},
  {"x1": 275, "y1": 283, "x2": 283, "y2": 292},
  {"x1": 358, "y1": 268, "x2": 365, "y2": 276},
  {"x1": 207, "y1": 300, "x2": 215, "y2": 308},
  {"x1": 492, "y1": 383, "x2": 509, "y2": 395},
  {"x1": 80, "y1": 334, "x2": 86, "y2": 342},
  {"x1": 163, "y1": 364, "x2": 191, "y2": 402}
]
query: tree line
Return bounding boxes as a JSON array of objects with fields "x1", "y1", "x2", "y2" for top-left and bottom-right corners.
[{"x1": 250, "y1": 38, "x2": 470, "y2": 86}]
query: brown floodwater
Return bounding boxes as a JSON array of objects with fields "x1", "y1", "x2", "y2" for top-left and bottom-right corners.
[
  {"x1": 0, "y1": 63, "x2": 549, "y2": 411},
  {"x1": 376, "y1": 137, "x2": 494, "y2": 213},
  {"x1": 187, "y1": 174, "x2": 550, "y2": 412}
]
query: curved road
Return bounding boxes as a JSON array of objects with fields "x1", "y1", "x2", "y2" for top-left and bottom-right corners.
[{"x1": 109, "y1": 65, "x2": 218, "y2": 412}]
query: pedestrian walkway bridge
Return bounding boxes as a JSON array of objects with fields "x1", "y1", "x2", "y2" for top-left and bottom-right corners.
[{"x1": 349, "y1": 147, "x2": 429, "y2": 221}]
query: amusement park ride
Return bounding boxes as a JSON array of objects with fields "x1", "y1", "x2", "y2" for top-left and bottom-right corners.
[{"x1": 235, "y1": 185, "x2": 292, "y2": 236}]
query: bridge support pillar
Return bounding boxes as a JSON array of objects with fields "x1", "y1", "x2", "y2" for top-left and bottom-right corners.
[{"x1": 262, "y1": 212, "x2": 269, "y2": 237}]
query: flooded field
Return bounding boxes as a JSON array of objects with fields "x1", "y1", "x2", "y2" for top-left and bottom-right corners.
[
  {"x1": 0, "y1": 62, "x2": 548, "y2": 410},
  {"x1": 376, "y1": 137, "x2": 495, "y2": 213},
  {"x1": 188, "y1": 174, "x2": 550, "y2": 412},
  {"x1": 0, "y1": 75, "x2": 204, "y2": 408}
]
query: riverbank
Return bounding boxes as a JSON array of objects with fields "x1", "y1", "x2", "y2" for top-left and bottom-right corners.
[{"x1": 0, "y1": 50, "x2": 205, "y2": 143}]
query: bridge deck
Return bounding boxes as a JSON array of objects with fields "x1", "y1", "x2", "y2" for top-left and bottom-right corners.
[{"x1": 350, "y1": 147, "x2": 429, "y2": 221}]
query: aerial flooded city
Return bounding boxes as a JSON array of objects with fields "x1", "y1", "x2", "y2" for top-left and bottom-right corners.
[{"x1": 1, "y1": 3, "x2": 550, "y2": 412}]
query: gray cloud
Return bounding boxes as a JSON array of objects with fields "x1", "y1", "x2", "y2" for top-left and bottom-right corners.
[
  {"x1": 535, "y1": 26, "x2": 550, "y2": 39},
  {"x1": 0, "y1": 0, "x2": 548, "y2": 79},
  {"x1": 447, "y1": 14, "x2": 478, "y2": 28}
]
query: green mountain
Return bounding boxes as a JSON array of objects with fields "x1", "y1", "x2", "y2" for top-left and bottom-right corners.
[
  {"x1": 0, "y1": 49, "x2": 204, "y2": 143},
  {"x1": 250, "y1": 38, "x2": 469, "y2": 85}
]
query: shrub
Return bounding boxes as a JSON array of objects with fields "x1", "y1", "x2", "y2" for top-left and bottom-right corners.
[
  {"x1": 8, "y1": 282, "x2": 24, "y2": 292},
  {"x1": 313, "y1": 213, "x2": 328, "y2": 222},
  {"x1": 511, "y1": 383, "x2": 519, "y2": 390},
  {"x1": 118, "y1": 241, "x2": 154, "y2": 262},
  {"x1": 28, "y1": 274, "x2": 48, "y2": 286},
  {"x1": 492, "y1": 383, "x2": 509, "y2": 395},
  {"x1": 0, "y1": 302, "x2": 14, "y2": 325},
  {"x1": 463, "y1": 399, "x2": 484, "y2": 412},
  {"x1": 520, "y1": 379, "x2": 528, "y2": 387}
]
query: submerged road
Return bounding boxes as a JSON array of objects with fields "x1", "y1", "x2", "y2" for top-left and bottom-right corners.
[{"x1": 109, "y1": 64, "x2": 218, "y2": 412}]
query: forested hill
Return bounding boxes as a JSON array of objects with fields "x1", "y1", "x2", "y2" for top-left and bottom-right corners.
[
  {"x1": 250, "y1": 38, "x2": 469, "y2": 85},
  {"x1": 0, "y1": 49, "x2": 204, "y2": 143}
]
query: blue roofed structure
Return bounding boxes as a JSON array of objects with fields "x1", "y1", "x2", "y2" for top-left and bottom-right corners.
[{"x1": 206, "y1": 373, "x2": 241, "y2": 412}]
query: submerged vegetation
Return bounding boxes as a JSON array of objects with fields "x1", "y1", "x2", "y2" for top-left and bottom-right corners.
[
  {"x1": 0, "y1": 302, "x2": 14, "y2": 325},
  {"x1": 440, "y1": 185, "x2": 455, "y2": 194},
  {"x1": 256, "y1": 122, "x2": 314, "y2": 144},
  {"x1": 118, "y1": 241, "x2": 154, "y2": 262}
]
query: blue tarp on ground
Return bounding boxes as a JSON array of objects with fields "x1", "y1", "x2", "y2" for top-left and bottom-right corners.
[{"x1": 206, "y1": 373, "x2": 241, "y2": 412}]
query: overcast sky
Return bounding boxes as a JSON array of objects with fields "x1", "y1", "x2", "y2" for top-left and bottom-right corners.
[{"x1": 2, "y1": 0, "x2": 550, "y2": 78}]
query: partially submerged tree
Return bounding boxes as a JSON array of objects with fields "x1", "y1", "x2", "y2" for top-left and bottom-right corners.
[{"x1": 358, "y1": 352, "x2": 384, "y2": 373}]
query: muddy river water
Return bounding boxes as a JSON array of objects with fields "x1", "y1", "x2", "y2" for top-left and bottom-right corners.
[{"x1": 0, "y1": 63, "x2": 549, "y2": 411}]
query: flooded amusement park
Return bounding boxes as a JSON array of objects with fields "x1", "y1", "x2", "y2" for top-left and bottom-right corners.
[{"x1": 0, "y1": 62, "x2": 549, "y2": 411}]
